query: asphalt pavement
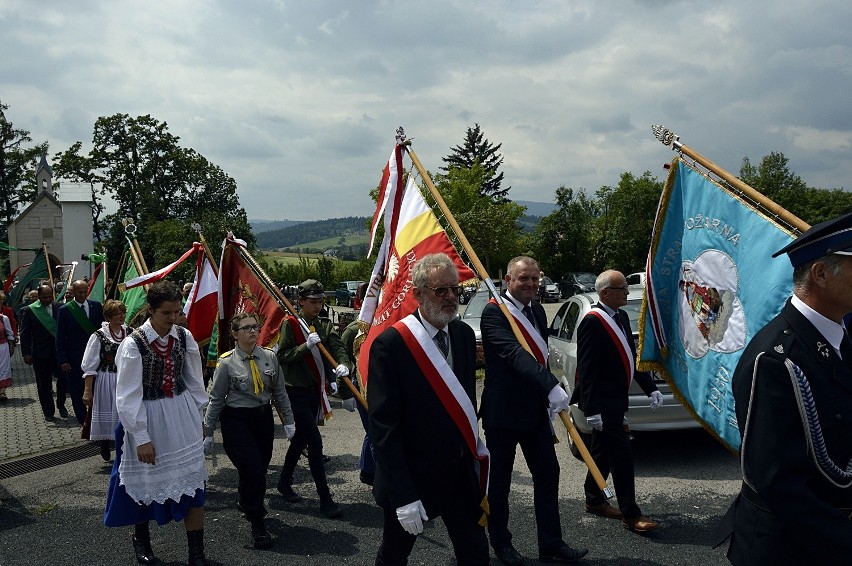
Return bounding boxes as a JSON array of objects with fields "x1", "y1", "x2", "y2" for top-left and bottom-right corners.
[{"x1": 0, "y1": 303, "x2": 741, "y2": 565}]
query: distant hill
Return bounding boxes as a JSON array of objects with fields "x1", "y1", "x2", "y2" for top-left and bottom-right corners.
[
  {"x1": 251, "y1": 219, "x2": 305, "y2": 234},
  {"x1": 255, "y1": 216, "x2": 369, "y2": 251},
  {"x1": 515, "y1": 200, "x2": 556, "y2": 217}
]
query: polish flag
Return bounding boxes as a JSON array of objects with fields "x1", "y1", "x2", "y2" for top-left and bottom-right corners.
[
  {"x1": 122, "y1": 244, "x2": 199, "y2": 289},
  {"x1": 184, "y1": 251, "x2": 218, "y2": 347}
]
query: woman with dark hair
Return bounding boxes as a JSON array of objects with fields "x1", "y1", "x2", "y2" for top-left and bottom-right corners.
[
  {"x1": 103, "y1": 281, "x2": 210, "y2": 566},
  {"x1": 81, "y1": 299, "x2": 128, "y2": 461},
  {"x1": 204, "y1": 312, "x2": 295, "y2": 549}
]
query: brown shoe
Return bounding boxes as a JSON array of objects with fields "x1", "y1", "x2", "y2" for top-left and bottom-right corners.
[
  {"x1": 622, "y1": 515, "x2": 660, "y2": 533},
  {"x1": 585, "y1": 501, "x2": 622, "y2": 520}
]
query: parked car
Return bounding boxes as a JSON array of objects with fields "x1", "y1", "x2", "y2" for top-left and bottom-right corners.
[
  {"x1": 458, "y1": 285, "x2": 478, "y2": 305},
  {"x1": 560, "y1": 272, "x2": 597, "y2": 298},
  {"x1": 539, "y1": 276, "x2": 561, "y2": 303},
  {"x1": 459, "y1": 287, "x2": 490, "y2": 367},
  {"x1": 334, "y1": 280, "x2": 364, "y2": 307},
  {"x1": 546, "y1": 288, "x2": 700, "y2": 456},
  {"x1": 626, "y1": 272, "x2": 646, "y2": 287}
]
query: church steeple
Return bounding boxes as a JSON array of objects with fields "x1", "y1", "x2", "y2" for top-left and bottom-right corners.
[{"x1": 35, "y1": 154, "x2": 52, "y2": 194}]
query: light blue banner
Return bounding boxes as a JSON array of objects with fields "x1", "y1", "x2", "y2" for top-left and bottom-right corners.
[{"x1": 639, "y1": 159, "x2": 796, "y2": 452}]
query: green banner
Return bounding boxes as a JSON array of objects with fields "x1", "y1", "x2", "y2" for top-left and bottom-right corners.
[
  {"x1": 120, "y1": 262, "x2": 147, "y2": 325},
  {"x1": 9, "y1": 249, "x2": 49, "y2": 306}
]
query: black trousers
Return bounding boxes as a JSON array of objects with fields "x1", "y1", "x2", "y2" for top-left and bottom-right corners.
[
  {"x1": 32, "y1": 355, "x2": 65, "y2": 418},
  {"x1": 278, "y1": 387, "x2": 330, "y2": 498},
  {"x1": 221, "y1": 404, "x2": 274, "y2": 521},
  {"x1": 64, "y1": 364, "x2": 86, "y2": 425},
  {"x1": 485, "y1": 419, "x2": 563, "y2": 552},
  {"x1": 375, "y1": 460, "x2": 489, "y2": 566},
  {"x1": 583, "y1": 411, "x2": 641, "y2": 519}
]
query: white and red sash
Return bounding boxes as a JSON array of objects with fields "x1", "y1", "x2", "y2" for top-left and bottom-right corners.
[
  {"x1": 586, "y1": 307, "x2": 634, "y2": 386},
  {"x1": 288, "y1": 316, "x2": 332, "y2": 421},
  {"x1": 490, "y1": 297, "x2": 547, "y2": 365},
  {"x1": 393, "y1": 314, "x2": 490, "y2": 499}
]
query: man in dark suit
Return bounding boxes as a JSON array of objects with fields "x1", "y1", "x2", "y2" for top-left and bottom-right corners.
[
  {"x1": 481, "y1": 256, "x2": 588, "y2": 565},
  {"x1": 55, "y1": 279, "x2": 104, "y2": 424},
  {"x1": 575, "y1": 269, "x2": 662, "y2": 533},
  {"x1": 369, "y1": 253, "x2": 490, "y2": 566},
  {"x1": 20, "y1": 284, "x2": 66, "y2": 421},
  {"x1": 723, "y1": 213, "x2": 852, "y2": 564}
]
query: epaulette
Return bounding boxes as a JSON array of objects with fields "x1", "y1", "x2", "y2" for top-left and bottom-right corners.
[
  {"x1": 765, "y1": 325, "x2": 797, "y2": 360},
  {"x1": 220, "y1": 350, "x2": 234, "y2": 359},
  {"x1": 261, "y1": 346, "x2": 274, "y2": 351}
]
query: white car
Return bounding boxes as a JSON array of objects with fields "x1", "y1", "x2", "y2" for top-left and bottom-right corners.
[{"x1": 546, "y1": 288, "x2": 699, "y2": 456}]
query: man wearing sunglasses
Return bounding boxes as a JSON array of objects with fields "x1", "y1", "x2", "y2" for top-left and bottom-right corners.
[
  {"x1": 481, "y1": 256, "x2": 588, "y2": 564},
  {"x1": 369, "y1": 253, "x2": 490, "y2": 565}
]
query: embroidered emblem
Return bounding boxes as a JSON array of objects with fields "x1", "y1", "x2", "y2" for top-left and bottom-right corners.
[
  {"x1": 774, "y1": 344, "x2": 784, "y2": 354},
  {"x1": 816, "y1": 341, "x2": 831, "y2": 358}
]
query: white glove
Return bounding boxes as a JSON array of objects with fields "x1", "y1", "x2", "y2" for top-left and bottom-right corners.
[
  {"x1": 547, "y1": 384, "x2": 571, "y2": 418},
  {"x1": 329, "y1": 381, "x2": 339, "y2": 395},
  {"x1": 396, "y1": 500, "x2": 429, "y2": 535},
  {"x1": 587, "y1": 414, "x2": 603, "y2": 431},
  {"x1": 649, "y1": 390, "x2": 664, "y2": 411},
  {"x1": 623, "y1": 415, "x2": 629, "y2": 426},
  {"x1": 306, "y1": 332, "x2": 321, "y2": 348},
  {"x1": 342, "y1": 397, "x2": 357, "y2": 412},
  {"x1": 334, "y1": 364, "x2": 350, "y2": 378},
  {"x1": 203, "y1": 436, "x2": 214, "y2": 455},
  {"x1": 283, "y1": 424, "x2": 296, "y2": 439}
]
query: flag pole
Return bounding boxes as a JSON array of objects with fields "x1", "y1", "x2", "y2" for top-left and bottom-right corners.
[
  {"x1": 233, "y1": 244, "x2": 368, "y2": 410},
  {"x1": 190, "y1": 223, "x2": 220, "y2": 278},
  {"x1": 42, "y1": 243, "x2": 55, "y2": 299},
  {"x1": 122, "y1": 222, "x2": 150, "y2": 291},
  {"x1": 401, "y1": 135, "x2": 613, "y2": 499},
  {"x1": 651, "y1": 125, "x2": 809, "y2": 232}
]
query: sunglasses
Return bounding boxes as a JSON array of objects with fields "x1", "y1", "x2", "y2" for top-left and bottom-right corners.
[{"x1": 424, "y1": 285, "x2": 463, "y2": 297}]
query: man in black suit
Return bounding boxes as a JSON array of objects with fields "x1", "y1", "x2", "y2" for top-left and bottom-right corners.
[
  {"x1": 55, "y1": 279, "x2": 104, "y2": 425},
  {"x1": 369, "y1": 253, "x2": 490, "y2": 566},
  {"x1": 723, "y1": 213, "x2": 852, "y2": 564},
  {"x1": 574, "y1": 269, "x2": 662, "y2": 533},
  {"x1": 481, "y1": 256, "x2": 588, "y2": 565},
  {"x1": 20, "y1": 284, "x2": 66, "y2": 421}
]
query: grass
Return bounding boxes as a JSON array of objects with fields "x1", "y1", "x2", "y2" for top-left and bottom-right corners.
[{"x1": 260, "y1": 251, "x2": 359, "y2": 267}]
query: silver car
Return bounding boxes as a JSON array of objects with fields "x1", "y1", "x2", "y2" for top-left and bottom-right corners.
[{"x1": 546, "y1": 288, "x2": 699, "y2": 455}]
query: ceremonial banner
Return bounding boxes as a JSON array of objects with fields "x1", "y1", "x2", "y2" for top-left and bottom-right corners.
[
  {"x1": 87, "y1": 261, "x2": 105, "y2": 303},
  {"x1": 119, "y1": 261, "x2": 147, "y2": 326},
  {"x1": 123, "y1": 244, "x2": 198, "y2": 289},
  {"x1": 184, "y1": 251, "x2": 217, "y2": 347},
  {"x1": 9, "y1": 248, "x2": 48, "y2": 306},
  {"x1": 359, "y1": 176, "x2": 476, "y2": 388},
  {"x1": 638, "y1": 158, "x2": 796, "y2": 452},
  {"x1": 368, "y1": 144, "x2": 404, "y2": 255},
  {"x1": 217, "y1": 235, "x2": 287, "y2": 354}
]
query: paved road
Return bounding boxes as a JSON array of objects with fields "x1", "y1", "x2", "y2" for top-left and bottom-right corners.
[{"x1": 0, "y1": 303, "x2": 740, "y2": 565}]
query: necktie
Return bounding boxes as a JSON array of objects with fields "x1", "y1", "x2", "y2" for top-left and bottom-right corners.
[
  {"x1": 247, "y1": 355, "x2": 265, "y2": 395},
  {"x1": 522, "y1": 304, "x2": 536, "y2": 329},
  {"x1": 435, "y1": 330, "x2": 449, "y2": 358},
  {"x1": 612, "y1": 309, "x2": 626, "y2": 336},
  {"x1": 842, "y1": 330, "x2": 852, "y2": 373}
]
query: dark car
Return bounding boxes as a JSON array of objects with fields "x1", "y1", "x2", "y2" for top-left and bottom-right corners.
[
  {"x1": 560, "y1": 272, "x2": 597, "y2": 298},
  {"x1": 458, "y1": 287, "x2": 490, "y2": 367},
  {"x1": 458, "y1": 285, "x2": 478, "y2": 305},
  {"x1": 334, "y1": 280, "x2": 365, "y2": 307}
]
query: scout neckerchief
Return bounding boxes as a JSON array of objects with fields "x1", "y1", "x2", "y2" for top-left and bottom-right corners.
[
  {"x1": 240, "y1": 346, "x2": 265, "y2": 395},
  {"x1": 490, "y1": 296, "x2": 547, "y2": 365},
  {"x1": 586, "y1": 306, "x2": 634, "y2": 386},
  {"x1": 393, "y1": 313, "x2": 491, "y2": 524},
  {"x1": 287, "y1": 316, "x2": 331, "y2": 421},
  {"x1": 67, "y1": 301, "x2": 96, "y2": 335},
  {"x1": 29, "y1": 301, "x2": 57, "y2": 337}
]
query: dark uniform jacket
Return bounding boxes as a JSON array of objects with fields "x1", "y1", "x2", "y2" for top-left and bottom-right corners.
[
  {"x1": 479, "y1": 295, "x2": 557, "y2": 431},
  {"x1": 368, "y1": 315, "x2": 479, "y2": 518},
  {"x1": 20, "y1": 302, "x2": 61, "y2": 359},
  {"x1": 56, "y1": 300, "x2": 104, "y2": 367},
  {"x1": 727, "y1": 300, "x2": 852, "y2": 564}
]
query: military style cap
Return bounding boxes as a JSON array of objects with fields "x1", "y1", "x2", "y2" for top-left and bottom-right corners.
[
  {"x1": 772, "y1": 211, "x2": 852, "y2": 267},
  {"x1": 298, "y1": 279, "x2": 325, "y2": 298}
]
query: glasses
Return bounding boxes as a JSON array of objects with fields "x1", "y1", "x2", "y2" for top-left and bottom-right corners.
[
  {"x1": 605, "y1": 286, "x2": 629, "y2": 293},
  {"x1": 424, "y1": 285, "x2": 463, "y2": 297},
  {"x1": 237, "y1": 324, "x2": 260, "y2": 332}
]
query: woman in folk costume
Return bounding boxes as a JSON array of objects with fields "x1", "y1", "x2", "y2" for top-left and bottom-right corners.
[
  {"x1": 81, "y1": 299, "x2": 128, "y2": 461},
  {"x1": 103, "y1": 281, "x2": 210, "y2": 566},
  {"x1": 203, "y1": 312, "x2": 295, "y2": 549},
  {"x1": 0, "y1": 306, "x2": 15, "y2": 403}
]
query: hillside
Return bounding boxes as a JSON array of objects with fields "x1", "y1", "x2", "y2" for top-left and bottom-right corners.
[
  {"x1": 255, "y1": 216, "x2": 369, "y2": 250},
  {"x1": 250, "y1": 219, "x2": 305, "y2": 233}
]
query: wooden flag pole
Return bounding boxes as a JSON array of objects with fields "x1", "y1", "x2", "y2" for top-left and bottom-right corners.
[
  {"x1": 43, "y1": 243, "x2": 55, "y2": 300},
  {"x1": 402, "y1": 137, "x2": 613, "y2": 499},
  {"x1": 652, "y1": 125, "x2": 809, "y2": 232}
]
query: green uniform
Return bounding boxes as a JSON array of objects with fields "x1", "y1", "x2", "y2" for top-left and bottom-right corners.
[{"x1": 277, "y1": 315, "x2": 351, "y2": 392}]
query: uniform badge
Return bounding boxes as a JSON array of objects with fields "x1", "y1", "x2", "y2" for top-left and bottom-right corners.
[
  {"x1": 774, "y1": 344, "x2": 784, "y2": 354},
  {"x1": 816, "y1": 341, "x2": 831, "y2": 358}
]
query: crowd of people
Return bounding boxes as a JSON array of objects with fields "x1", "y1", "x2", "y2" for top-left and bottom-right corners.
[{"x1": 4, "y1": 210, "x2": 852, "y2": 565}]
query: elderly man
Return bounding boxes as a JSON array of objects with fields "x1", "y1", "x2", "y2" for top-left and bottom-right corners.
[
  {"x1": 20, "y1": 284, "x2": 66, "y2": 421},
  {"x1": 481, "y1": 256, "x2": 587, "y2": 565},
  {"x1": 369, "y1": 253, "x2": 489, "y2": 565},
  {"x1": 723, "y1": 212, "x2": 852, "y2": 564},
  {"x1": 56, "y1": 279, "x2": 104, "y2": 424},
  {"x1": 574, "y1": 270, "x2": 662, "y2": 533}
]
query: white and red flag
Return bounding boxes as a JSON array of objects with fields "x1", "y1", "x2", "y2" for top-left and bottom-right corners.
[
  {"x1": 122, "y1": 244, "x2": 200, "y2": 289},
  {"x1": 184, "y1": 251, "x2": 218, "y2": 347}
]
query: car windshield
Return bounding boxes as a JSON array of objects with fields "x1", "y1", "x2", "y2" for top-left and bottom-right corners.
[
  {"x1": 347, "y1": 282, "x2": 360, "y2": 290},
  {"x1": 576, "y1": 273, "x2": 596, "y2": 284},
  {"x1": 543, "y1": 276, "x2": 554, "y2": 285},
  {"x1": 622, "y1": 298, "x2": 642, "y2": 333},
  {"x1": 462, "y1": 290, "x2": 491, "y2": 319}
]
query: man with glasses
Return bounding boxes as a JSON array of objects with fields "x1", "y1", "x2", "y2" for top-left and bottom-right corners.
[
  {"x1": 369, "y1": 253, "x2": 490, "y2": 565},
  {"x1": 574, "y1": 270, "x2": 662, "y2": 533},
  {"x1": 481, "y1": 256, "x2": 588, "y2": 564},
  {"x1": 275, "y1": 279, "x2": 351, "y2": 518}
]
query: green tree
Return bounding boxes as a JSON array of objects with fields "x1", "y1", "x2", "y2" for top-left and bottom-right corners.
[
  {"x1": 739, "y1": 151, "x2": 807, "y2": 201},
  {"x1": 441, "y1": 123, "x2": 509, "y2": 201},
  {"x1": 532, "y1": 186, "x2": 598, "y2": 277}
]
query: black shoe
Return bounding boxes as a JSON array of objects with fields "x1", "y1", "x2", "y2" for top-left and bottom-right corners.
[
  {"x1": 45, "y1": 415, "x2": 56, "y2": 422},
  {"x1": 276, "y1": 483, "x2": 302, "y2": 503},
  {"x1": 132, "y1": 534, "x2": 158, "y2": 565},
  {"x1": 100, "y1": 440, "x2": 111, "y2": 462},
  {"x1": 539, "y1": 543, "x2": 589, "y2": 563},
  {"x1": 493, "y1": 544, "x2": 524, "y2": 565},
  {"x1": 250, "y1": 522, "x2": 273, "y2": 549},
  {"x1": 359, "y1": 471, "x2": 374, "y2": 486},
  {"x1": 323, "y1": 454, "x2": 331, "y2": 464},
  {"x1": 57, "y1": 405, "x2": 69, "y2": 418},
  {"x1": 320, "y1": 497, "x2": 342, "y2": 519}
]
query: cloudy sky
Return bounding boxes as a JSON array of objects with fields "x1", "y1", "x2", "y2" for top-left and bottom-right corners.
[{"x1": 2, "y1": 0, "x2": 850, "y2": 221}]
